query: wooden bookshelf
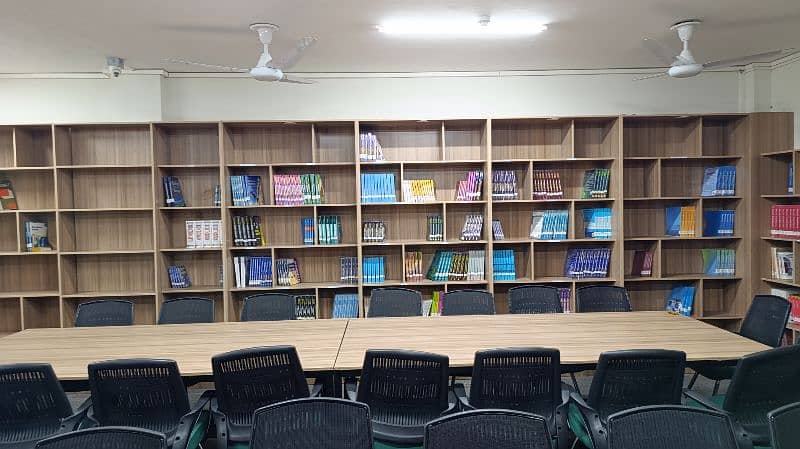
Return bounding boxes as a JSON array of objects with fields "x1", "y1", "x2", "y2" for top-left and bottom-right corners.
[{"x1": 0, "y1": 113, "x2": 791, "y2": 332}]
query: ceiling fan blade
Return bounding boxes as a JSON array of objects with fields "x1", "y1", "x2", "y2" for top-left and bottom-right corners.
[
  {"x1": 273, "y1": 37, "x2": 318, "y2": 71},
  {"x1": 634, "y1": 72, "x2": 669, "y2": 81},
  {"x1": 703, "y1": 48, "x2": 796, "y2": 69},
  {"x1": 162, "y1": 58, "x2": 249, "y2": 72},
  {"x1": 642, "y1": 38, "x2": 677, "y2": 66},
  {"x1": 279, "y1": 76, "x2": 316, "y2": 84}
]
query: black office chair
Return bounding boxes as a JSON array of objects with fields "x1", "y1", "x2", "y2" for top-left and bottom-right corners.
[
  {"x1": 768, "y1": 401, "x2": 800, "y2": 449},
  {"x1": 211, "y1": 346, "x2": 317, "y2": 449},
  {"x1": 441, "y1": 290, "x2": 495, "y2": 316},
  {"x1": 568, "y1": 349, "x2": 686, "y2": 449},
  {"x1": 685, "y1": 344, "x2": 800, "y2": 447},
  {"x1": 575, "y1": 286, "x2": 632, "y2": 313},
  {"x1": 606, "y1": 405, "x2": 753, "y2": 449},
  {"x1": 86, "y1": 359, "x2": 212, "y2": 449},
  {"x1": 35, "y1": 427, "x2": 167, "y2": 449},
  {"x1": 454, "y1": 348, "x2": 571, "y2": 449},
  {"x1": 158, "y1": 297, "x2": 215, "y2": 324},
  {"x1": 508, "y1": 285, "x2": 563, "y2": 314},
  {"x1": 0, "y1": 363, "x2": 89, "y2": 449},
  {"x1": 424, "y1": 409, "x2": 553, "y2": 449},
  {"x1": 240, "y1": 293, "x2": 297, "y2": 321},
  {"x1": 688, "y1": 295, "x2": 791, "y2": 394},
  {"x1": 74, "y1": 300, "x2": 134, "y2": 327},
  {"x1": 367, "y1": 287, "x2": 422, "y2": 317},
  {"x1": 250, "y1": 398, "x2": 373, "y2": 449},
  {"x1": 346, "y1": 349, "x2": 457, "y2": 445}
]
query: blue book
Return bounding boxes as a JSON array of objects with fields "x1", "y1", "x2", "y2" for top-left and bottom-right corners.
[
  {"x1": 665, "y1": 207, "x2": 682, "y2": 236},
  {"x1": 162, "y1": 176, "x2": 174, "y2": 206},
  {"x1": 169, "y1": 176, "x2": 186, "y2": 207},
  {"x1": 701, "y1": 168, "x2": 719, "y2": 197}
]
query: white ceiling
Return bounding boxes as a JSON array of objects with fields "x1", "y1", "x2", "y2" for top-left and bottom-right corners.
[{"x1": 1, "y1": 0, "x2": 799, "y2": 74}]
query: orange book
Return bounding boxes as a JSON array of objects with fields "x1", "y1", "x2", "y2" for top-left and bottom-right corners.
[{"x1": 679, "y1": 206, "x2": 696, "y2": 237}]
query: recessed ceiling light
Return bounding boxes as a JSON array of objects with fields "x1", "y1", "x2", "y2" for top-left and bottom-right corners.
[{"x1": 377, "y1": 16, "x2": 547, "y2": 37}]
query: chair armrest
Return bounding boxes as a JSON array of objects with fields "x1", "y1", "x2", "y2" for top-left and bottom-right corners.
[
  {"x1": 173, "y1": 390, "x2": 214, "y2": 449},
  {"x1": 311, "y1": 381, "x2": 324, "y2": 397},
  {"x1": 59, "y1": 398, "x2": 92, "y2": 432},
  {"x1": 209, "y1": 398, "x2": 229, "y2": 449},
  {"x1": 683, "y1": 389, "x2": 724, "y2": 412},
  {"x1": 345, "y1": 380, "x2": 358, "y2": 401},
  {"x1": 452, "y1": 383, "x2": 473, "y2": 411},
  {"x1": 569, "y1": 391, "x2": 609, "y2": 449},
  {"x1": 439, "y1": 402, "x2": 459, "y2": 417}
]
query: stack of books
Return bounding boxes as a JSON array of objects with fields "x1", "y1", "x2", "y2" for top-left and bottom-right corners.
[
  {"x1": 317, "y1": 215, "x2": 342, "y2": 245},
  {"x1": 492, "y1": 219, "x2": 505, "y2": 240},
  {"x1": 162, "y1": 176, "x2": 186, "y2": 207},
  {"x1": 402, "y1": 179, "x2": 436, "y2": 203},
  {"x1": 363, "y1": 256, "x2": 386, "y2": 283},
  {"x1": 405, "y1": 251, "x2": 424, "y2": 282},
  {"x1": 0, "y1": 177, "x2": 18, "y2": 210},
  {"x1": 558, "y1": 288, "x2": 572, "y2": 313},
  {"x1": 232, "y1": 216, "x2": 266, "y2": 247},
  {"x1": 703, "y1": 210, "x2": 736, "y2": 237},
  {"x1": 665, "y1": 206, "x2": 696, "y2": 237},
  {"x1": 530, "y1": 210, "x2": 569, "y2": 240},
  {"x1": 770, "y1": 247, "x2": 793, "y2": 280},
  {"x1": 630, "y1": 250, "x2": 654, "y2": 277},
  {"x1": 492, "y1": 249, "x2": 516, "y2": 281},
  {"x1": 492, "y1": 170, "x2": 518, "y2": 200},
  {"x1": 362, "y1": 220, "x2": 386, "y2": 242},
  {"x1": 230, "y1": 175, "x2": 261, "y2": 206},
  {"x1": 274, "y1": 174, "x2": 323, "y2": 205},
  {"x1": 665, "y1": 285, "x2": 696, "y2": 317},
  {"x1": 701, "y1": 248, "x2": 736, "y2": 276},
  {"x1": 24, "y1": 219, "x2": 51, "y2": 252},
  {"x1": 580, "y1": 168, "x2": 611, "y2": 199},
  {"x1": 232, "y1": 256, "x2": 273, "y2": 288},
  {"x1": 340, "y1": 257, "x2": 358, "y2": 284},
  {"x1": 167, "y1": 265, "x2": 191, "y2": 288},
  {"x1": 460, "y1": 214, "x2": 484, "y2": 241},
  {"x1": 359, "y1": 132, "x2": 385, "y2": 162},
  {"x1": 301, "y1": 217, "x2": 315, "y2": 245},
  {"x1": 582, "y1": 208, "x2": 613, "y2": 239},
  {"x1": 455, "y1": 170, "x2": 484, "y2": 201},
  {"x1": 770, "y1": 205, "x2": 800, "y2": 239},
  {"x1": 276, "y1": 258, "x2": 302, "y2": 286},
  {"x1": 361, "y1": 173, "x2": 397, "y2": 203},
  {"x1": 701, "y1": 166, "x2": 737, "y2": 197},
  {"x1": 532, "y1": 170, "x2": 563, "y2": 199},
  {"x1": 332, "y1": 294, "x2": 360, "y2": 318},
  {"x1": 426, "y1": 250, "x2": 485, "y2": 282},
  {"x1": 185, "y1": 220, "x2": 223, "y2": 248},
  {"x1": 564, "y1": 248, "x2": 612, "y2": 279},
  {"x1": 295, "y1": 295, "x2": 317, "y2": 320},
  {"x1": 427, "y1": 215, "x2": 443, "y2": 241}
]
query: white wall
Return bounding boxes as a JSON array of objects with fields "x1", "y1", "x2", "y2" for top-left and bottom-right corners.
[{"x1": 770, "y1": 56, "x2": 800, "y2": 146}]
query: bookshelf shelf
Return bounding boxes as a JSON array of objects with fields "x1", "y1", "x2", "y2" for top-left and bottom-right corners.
[
  {"x1": 61, "y1": 291, "x2": 156, "y2": 299},
  {"x1": 160, "y1": 247, "x2": 222, "y2": 252},
  {"x1": 162, "y1": 286, "x2": 223, "y2": 294},
  {"x1": 760, "y1": 149, "x2": 794, "y2": 158}
]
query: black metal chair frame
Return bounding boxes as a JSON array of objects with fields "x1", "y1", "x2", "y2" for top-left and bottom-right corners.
[
  {"x1": 367, "y1": 287, "x2": 423, "y2": 318},
  {"x1": 240, "y1": 293, "x2": 297, "y2": 321},
  {"x1": 158, "y1": 297, "x2": 215, "y2": 325},
  {"x1": 74, "y1": 299, "x2": 134, "y2": 327},
  {"x1": 440, "y1": 289, "x2": 496, "y2": 316},
  {"x1": 423, "y1": 409, "x2": 553, "y2": 449},
  {"x1": 508, "y1": 285, "x2": 563, "y2": 314},
  {"x1": 768, "y1": 401, "x2": 800, "y2": 449},
  {"x1": 34, "y1": 427, "x2": 168, "y2": 449}
]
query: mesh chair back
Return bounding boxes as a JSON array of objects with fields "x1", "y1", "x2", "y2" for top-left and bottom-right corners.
[
  {"x1": 35, "y1": 427, "x2": 167, "y2": 449},
  {"x1": 74, "y1": 300, "x2": 134, "y2": 327},
  {"x1": 368, "y1": 288, "x2": 423, "y2": 318},
  {"x1": 469, "y1": 348, "x2": 561, "y2": 419},
  {"x1": 508, "y1": 285, "x2": 563, "y2": 314},
  {"x1": 739, "y1": 295, "x2": 791, "y2": 347},
  {"x1": 158, "y1": 297, "x2": 215, "y2": 325},
  {"x1": 88, "y1": 359, "x2": 190, "y2": 434},
  {"x1": 441, "y1": 290, "x2": 495, "y2": 316},
  {"x1": 576, "y1": 286, "x2": 632, "y2": 313},
  {"x1": 424, "y1": 409, "x2": 552, "y2": 449},
  {"x1": 725, "y1": 345, "x2": 800, "y2": 433},
  {"x1": 0, "y1": 363, "x2": 73, "y2": 445},
  {"x1": 241, "y1": 293, "x2": 297, "y2": 321},
  {"x1": 212, "y1": 346, "x2": 309, "y2": 428},
  {"x1": 250, "y1": 398, "x2": 373, "y2": 449},
  {"x1": 357, "y1": 350, "x2": 450, "y2": 426},
  {"x1": 587, "y1": 350, "x2": 686, "y2": 421},
  {"x1": 768, "y1": 402, "x2": 800, "y2": 449},
  {"x1": 606, "y1": 405, "x2": 749, "y2": 449}
]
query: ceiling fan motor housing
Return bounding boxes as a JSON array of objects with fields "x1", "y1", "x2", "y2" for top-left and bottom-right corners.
[
  {"x1": 668, "y1": 63, "x2": 703, "y2": 78},
  {"x1": 250, "y1": 66, "x2": 284, "y2": 81}
]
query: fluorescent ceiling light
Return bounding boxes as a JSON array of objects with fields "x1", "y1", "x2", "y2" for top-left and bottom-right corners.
[{"x1": 377, "y1": 17, "x2": 547, "y2": 37}]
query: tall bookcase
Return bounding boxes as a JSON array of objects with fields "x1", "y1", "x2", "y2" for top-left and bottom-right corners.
[{"x1": 0, "y1": 113, "x2": 791, "y2": 335}]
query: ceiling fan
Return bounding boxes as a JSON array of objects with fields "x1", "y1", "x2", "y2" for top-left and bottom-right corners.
[
  {"x1": 164, "y1": 23, "x2": 317, "y2": 83},
  {"x1": 637, "y1": 19, "x2": 794, "y2": 80}
]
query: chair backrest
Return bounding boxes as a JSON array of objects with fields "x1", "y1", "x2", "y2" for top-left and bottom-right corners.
[
  {"x1": 357, "y1": 350, "x2": 450, "y2": 413},
  {"x1": 739, "y1": 295, "x2": 791, "y2": 347},
  {"x1": 575, "y1": 286, "x2": 632, "y2": 313},
  {"x1": 158, "y1": 296, "x2": 215, "y2": 324},
  {"x1": 241, "y1": 293, "x2": 297, "y2": 321},
  {"x1": 0, "y1": 363, "x2": 73, "y2": 441},
  {"x1": 441, "y1": 290, "x2": 495, "y2": 316},
  {"x1": 368, "y1": 288, "x2": 423, "y2": 318},
  {"x1": 607, "y1": 405, "x2": 752, "y2": 449},
  {"x1": 35, "y1": 427, "x2": 167, "y2": 449},
  {"x1": 250, "y1": 398, "x2": 373, "y2": 449},
  {"x1": 768, "y1": 401, "x2": 800, "y2": 449},
  {"x1": 725, "y1": 345, "x2": 800, "y2": 432},
  {"x1": 88, "y1": 359, "x2": 190, "y2": 434},
  {"x1": 508, "y1": 285, "x2": 563, "y2": 314},
  {"x1": 469, "y1": 348, "x2": 561, "y2": 415},
  {"x1": 587, "y1": 350, "x2": 686, "y2": 421},
  {"x1": 424, "y1": 409, "x2": 552, "y2": 449},
  {"x1": 74, "y1": 300, "x2": 134, "y2": 327},
  {"x1": 212, "y1": 346, "x2": 310, "y2": 427}
]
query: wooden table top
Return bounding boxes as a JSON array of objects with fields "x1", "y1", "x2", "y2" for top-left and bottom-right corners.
[
  {"x1": 333, "y1": 312, "x2": 770, "y2": 371},
  {"x1": 0, "y1": 319, "x2": 348, "y2": 381}
]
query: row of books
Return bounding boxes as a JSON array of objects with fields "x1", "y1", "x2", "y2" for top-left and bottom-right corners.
[
  {"x1": 363, "y1": 256, "x2": 386, "y2": 284},
  {"x1": 492, "y1": 219, "x2": 505, "y2": 240},
  {"x1": 402, "y1": 179, "x2": 436, "y2": 203},
  {"x1": 427, "y1": 250, "x2": 486, "y2": 282},
  {"x1": 333, "y1": 294, "x2": 360, "y2": 318},
  {"x1": 532, "y1": 170, "x2": 563, "y2": 199},
  {"x1": 666, "y1": 285, "x2": 696, "y2": 317},
  {"x1": 630, "y1": 250, "x2": 654, "y2": 277},
  {"x1": 492, "y1": 170, "x2": 518, "y2": 200},
  {"x1": 301, "y1": 217, "x2": 315, "y2": 245},
  {"x1": 455, "y1": 170, "x2": 484, "y2": 201},
  {"x1": 340, "y1": 257, "x2": 358, "y2": 284},
  {"x1": 167, "y1": 265, "x2": 192, "y2": 288},
  {"x1": 564, "y1": 248, "x2": 611, "y2": 279},
  {"x1": 460, "y1": 214, "x2": 484, "y2": 241},
  {"x1": 582, "y1": 208, "x2": 613, "y2": 239},
  {"x1": 665, "y1": 206, "x2": 697, "y2": 237},
  {"x1": 233, "y1": 256, "x2": 273, "y2": 288},
  {"x1": 230, "y1": 175, "x2": 261, "y2": 206},
  {"x1": 276, "y1": 258, "x2": 302, "y2": 286},
  {"x1": 359, "y1": 132, "x2": 385, "y2": 162},
  {"x1": 295, "y1": 294, "x2": 316, "y2": 320},
  {"x1": 530, "y1": 210, "x2": 569, "y2": 240},
  {"x1": 316, "y1": 215, "x2": 342, "y2": 245},
  {"x1": 427, "y1": 215, "x2": 444, "y2": 241},
  {"x1": 701, "y1": 248, "x2": 736, "y2": 276},
  {"x1": 361, "y1": 173, "x2": 397, "y2": 203},
  {"x1": 704, "y1": 210, "x2": 736, "y2": 237},
  {"x1": 770, "y1": 247, "x2": 793, "y2": 280},
  {"x1": 274, "y1": 174, "x2": 324, "y2": 205},
  {"x1": 24, "y1": 219, "x2": 51, "y2": 252},
  {"x1": 0, "y1": 177, "x2": 17, "y2": 210},
  {"x1": 700, "y1": 166, "x2": 737, "y2": 197},
  {"x1": 493, "y1": 249, "x2": 516, "y2": 281},
  {"x1": 362, "y1": 220, "x2": 386, "y2": 242},
  {"x1": 581, "y1": 168, "x2": 611, "y2": 199},
  {"x1": 770, "y1": 205, "x2": 800, "y2": 239},
  {"x1": 186, "y1": 220, "x2": 223, "y2": 248},
  {"x1": 558, "y1": 288, "x2": 572, "y2": 313},
  {"x1": 162, "y1": 176, "x2": 186, "y2": 207},
  {"x1": 405, "y1": 251, "x2": 425, "y2": 282},
  {"x1": 232, "y1": 216, "x2": 265, "y2": 247}
]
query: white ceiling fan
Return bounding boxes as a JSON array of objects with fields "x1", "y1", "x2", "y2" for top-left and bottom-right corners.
[
  {"x1": 637, "y1": 19, "x2": 794, "y2": 80},
  {"x1": 164, "y1": 23, "x2": 317, "y2": 83}
]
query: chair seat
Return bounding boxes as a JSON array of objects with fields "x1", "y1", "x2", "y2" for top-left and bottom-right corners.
[
  {"x1": 691, "y1": 361, "x2": 737, "y2": 381},
  {"x1": 371, "y1": 405, "x2": 446, "y2": 444},
  {"x1": 686, "y1": 394, "x2": 770, "y2": 446},
  {"x1": 0, "y1": 420, "x2": 63, "y2": 447}
]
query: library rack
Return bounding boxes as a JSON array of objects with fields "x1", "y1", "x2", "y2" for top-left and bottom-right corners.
[{"x1": 0, "y1": 113, "x2": 793, "y2": 336}]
